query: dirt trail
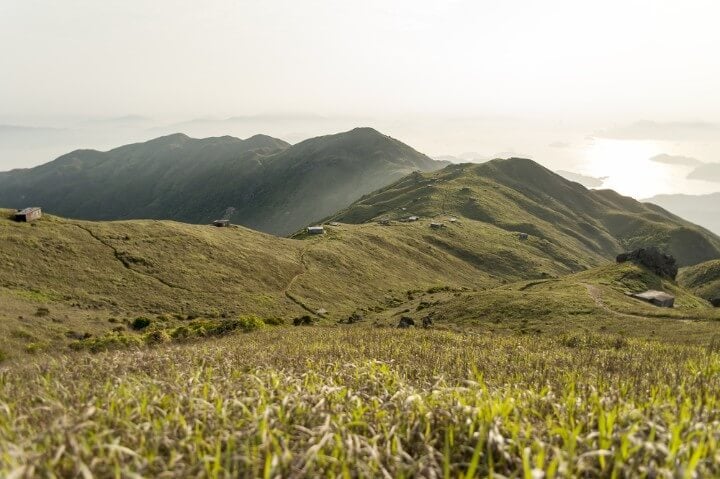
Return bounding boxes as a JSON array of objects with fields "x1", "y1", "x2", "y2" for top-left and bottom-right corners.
[
  {"x1": 581, "y1": 283, "x2": 651, "y2": 319},
  {"x1": 72, "y1": 222, "x2": 192, "y2": 293},
  {"x1": 283, "y1": 246, "x2": 319, "y2": 316}
]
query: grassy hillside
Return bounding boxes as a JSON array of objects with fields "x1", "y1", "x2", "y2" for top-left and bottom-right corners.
[
  {"x1": 2, "y1": 328, "x2": 719, "y2": 477},
  {"x1": 2, "y1": 192, "x2": 720, "y2": 477},
  {"x1": 2, "y1": 157, "x2": 719, "y2": 358},
  {"x1": 325, "y1": 159, "x2": 720, "y2": 267},
  {"x1": 678, "y1": 259, "x2": 720, "y2": 302},
  {"x1": 370, "y1": 262, "x2": 720, "y2": 344},
  {"x1": 0, "y1": 209, "x2": 497, "y2": 356},
  {"x1": 0, "y1": 128, "x2": 446, "y2": 235},
  {"x1": 3, "y1": 208, "x2": 720, "y2": 360}
]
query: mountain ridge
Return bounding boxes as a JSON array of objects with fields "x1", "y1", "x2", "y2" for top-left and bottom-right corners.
[
  {"x1": 324, "y1": 157, "x2": 720, "y2": 267},
  {"x1": 0, "y1": 128, "x2": 447, "y2": 235}
]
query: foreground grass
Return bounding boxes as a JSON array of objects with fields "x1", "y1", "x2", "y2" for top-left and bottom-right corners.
[{"x1": 1, "y1": 328, "x2": 719, "y2": 477}]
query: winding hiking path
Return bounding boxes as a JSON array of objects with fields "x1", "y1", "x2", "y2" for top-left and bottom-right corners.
[
  {"x1": 283, "y1": 245, "x2": 320, "y2": 316},
  {"x1": 582, "y1": 283, "x2": 653, "y2": 320},
  {"x1": 72, "y1": 222, "x2": 193, "y2": 293}
]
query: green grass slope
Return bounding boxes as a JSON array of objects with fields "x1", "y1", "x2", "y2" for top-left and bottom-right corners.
[
  {"x1": 2, "y1": 328, "x2": 719, "y2": 477},
  {"x1": 368, "y1": 262, "x2": 720, "y2": 345},
  {"x1": 0, "y1": 210, "x2": 502, "y2": 355},
  {"x1": 0, "y1": 128, "x2": 447, "y2": 235},
  {"x1": 678, "y1": 259, "x2": 720, "y2": 302},
  {"x1": 3, "y1": 208, "x2": 720, "y2": 359},
  {"x1": 325, "y1": 159, "x2": 720, "y2": 267}
]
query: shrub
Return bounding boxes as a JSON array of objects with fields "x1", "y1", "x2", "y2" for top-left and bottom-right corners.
[
  {"x1": 293, "y1": 315, "x2": 314, "y2": 326},
  {"x1": 144, "y1": 330, "x2": 171, "y2": 345},
  {"x1": 69, "y1": 332, "x2": 144, "y2": 353},
  {"x1": 130, "y1": 317, "x2": 152, "y2": 330},
  {"x1": 235, "y1": 315, "x2": 266, "y2": 331},
  {"x1": 170, "y1": 326, "x2": 191, "y2": 340},
  {"x1": 208, "y1": 315, "x2": 265, "y2": 335}
]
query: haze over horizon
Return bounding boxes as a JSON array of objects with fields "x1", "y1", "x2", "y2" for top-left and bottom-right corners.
[{"x1": 2, "y1": 0, "x2": 720, "y2": 199}]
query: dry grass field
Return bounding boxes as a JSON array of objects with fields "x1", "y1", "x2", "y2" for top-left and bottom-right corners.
[{"x1": 1, "y1": 328, "x2": 719, "y2": 478}]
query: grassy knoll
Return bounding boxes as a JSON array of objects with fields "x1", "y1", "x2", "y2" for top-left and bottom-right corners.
[
  {"x1": 679, "y1": 259, "x2": 720, "y2": 303},
  {"x1": 1, "y1": 328, "x2": 719, "y2": 477},
  {"x1": 370, "y1": 262, "x2": 720, "y2": 346},
  {"x1": 326, "y1": 159, "x2": 720, "y2": 267}
]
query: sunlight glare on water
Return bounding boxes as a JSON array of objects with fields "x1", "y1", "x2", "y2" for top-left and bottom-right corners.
[{"x1": 582, "y1": 138, "x2": 669, "y2": 199}]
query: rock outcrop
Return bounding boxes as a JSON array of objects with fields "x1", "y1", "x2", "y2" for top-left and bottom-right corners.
[{"x1": 616, "y1": 247, "x2": 678, "y2": 280}]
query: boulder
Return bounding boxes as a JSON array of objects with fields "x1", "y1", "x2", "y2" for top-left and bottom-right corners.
[
  {"x1": 397, "y1": 316, "x2": 415, "y2": 328},
  {"x1": 710, "y1": 298, "x2": 720, "y2": 308},
  {"x1": 616, "y1": 247, "x2": 678, "y2": 280},
  {"x1": 627, "y1": 290, "x2": 675, "y2": 308},
  {"x1": 422, "y1": 315, "x2": 433, "y2": 328}
]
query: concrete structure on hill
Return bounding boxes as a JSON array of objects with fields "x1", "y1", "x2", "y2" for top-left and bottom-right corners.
[
  {"x1": 430, "y1": 222, "x2": 445, "y2": 229},
  {"x1": 307, "y1": 226, "x2": 325, "y2": 235},
  {"x1": 518, "y1": 232, "x2": 529, "y2": 240},
  {"x1": 626, "y1": 290, "x2": 675, "y2": 308},
  {"x1": 213, "y1": 219, "x2": 231, "y2": 227},
  {"x1": 14, "y1": 207, "x2": 42, "y2": 222}
]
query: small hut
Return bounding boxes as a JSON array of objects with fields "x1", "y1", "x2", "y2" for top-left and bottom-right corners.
[
  {"x1": 430, "y1": 222, "x2": 445, "y2": 229},
  {"x1": 14, "y1": 207, "x2": 42, "y2": 222},
  {"x1": 518, "y1": 233, "x2": 529, "y2": 240},
  {"x1": 213, "y1": 219, "x2": 231, "y2": 227},
  {"x1": 307, "y1": 226, "x2": 325, "y2": 235},
  {"x1": 627, "y1": 290, "x2": 675, "y2": 308}
]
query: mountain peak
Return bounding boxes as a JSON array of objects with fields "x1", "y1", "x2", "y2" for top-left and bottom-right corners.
[
  {"x1": 149, "y1": 132, "x2": 191, "y2": 143},
  {"x1": 243, "y1": 134, "x2": 291, "y2": 150},
  {"x1": 347, "y1": 126, "x2": 383, "y2": 135}
]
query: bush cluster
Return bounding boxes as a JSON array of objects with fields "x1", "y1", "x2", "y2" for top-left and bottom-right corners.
[{"x1": 70, "y1": 315, "x2": 268, "y2": 353}]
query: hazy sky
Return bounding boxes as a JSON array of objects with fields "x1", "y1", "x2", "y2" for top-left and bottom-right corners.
[{"x1": 2, "y1": 0, "x2": 720, "y2": 198}]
